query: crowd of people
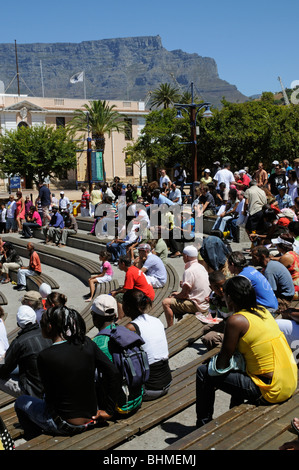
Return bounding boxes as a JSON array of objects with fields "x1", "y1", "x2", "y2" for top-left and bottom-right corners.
[{"x1": 0, "y1": 159, "x2": 298, "y2": 448}]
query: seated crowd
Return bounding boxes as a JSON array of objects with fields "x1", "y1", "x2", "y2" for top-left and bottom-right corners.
[{"x1": 0, "y1": 160, "x2": 298, "y2": 445}]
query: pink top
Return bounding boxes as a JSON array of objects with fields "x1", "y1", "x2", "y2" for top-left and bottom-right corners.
[
  {"x1": 102, "y1": 261, "x2": 113, "y2": 276},
  {"x1": 32, "y1": 210, "x2": 42, "y2": 227},
  {"x1": 182, "y1": 260, "x2": 210, "y2": 312}
]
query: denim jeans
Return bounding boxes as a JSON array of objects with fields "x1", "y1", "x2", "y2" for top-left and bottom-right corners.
[
  {"x1": 212, "y1": 215, "x2": 233, "y2": 233},
  {"x1": 15, "y1": 395, "x2": 93, "y2": 439},
  {"x1": 22, "y1": 222, "x2": 41, "y2": 238},
  {"x1": 196, "y1": 363, "x2": 263, "y2": 427}
]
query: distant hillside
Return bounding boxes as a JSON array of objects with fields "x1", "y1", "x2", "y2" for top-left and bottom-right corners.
[{"x1": 0, "y1": 35, "x2": 248, "y2": 107}]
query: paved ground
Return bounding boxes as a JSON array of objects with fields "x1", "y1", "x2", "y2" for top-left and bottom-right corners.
[{"x1": 0, "y1": 214, "x2": 252, "y2": 450}]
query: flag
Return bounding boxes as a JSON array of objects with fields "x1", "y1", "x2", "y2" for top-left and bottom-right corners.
[{"x1": 70, "y1": 71, "x2": 84, "y2": 84}]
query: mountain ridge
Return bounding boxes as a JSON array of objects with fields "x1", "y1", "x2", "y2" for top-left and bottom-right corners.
[{"x1": 0, "y1": 35, "x2": 248, "y2": 107}]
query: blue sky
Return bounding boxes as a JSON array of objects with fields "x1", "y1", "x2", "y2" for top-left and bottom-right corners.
[{"x1": 0, "y1": 0, "x2": 297, "y2": 98}]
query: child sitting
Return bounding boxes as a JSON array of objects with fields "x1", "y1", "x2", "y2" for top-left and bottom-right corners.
[{"x1": 84, "y1": 251, "x2": 113, "y2": 302}]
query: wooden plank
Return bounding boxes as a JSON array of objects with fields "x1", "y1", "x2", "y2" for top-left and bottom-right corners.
[{"x1": 16, "y1": 348, "x2": 220, "y2": 450}]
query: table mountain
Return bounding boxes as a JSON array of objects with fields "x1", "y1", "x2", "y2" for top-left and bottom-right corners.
[{"x1": 0, "y1": 35, "x2": 248, "y2": 107}]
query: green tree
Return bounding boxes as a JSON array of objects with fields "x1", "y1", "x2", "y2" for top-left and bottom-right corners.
[
  {"x1": 0, "y1": 125, "x2": 77, "y2": 187},
  {"x1": 68, "y1": 100, "x2": 126, "y2": 181},
  {"x1": 150, "y1": 83, "x2": 181, "y2": 109}
]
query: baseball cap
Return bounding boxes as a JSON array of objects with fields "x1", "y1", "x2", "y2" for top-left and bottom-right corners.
[
  {"x1": 91, "y1": 294, "x2": 117, "y2": 317},
  {"x1": 138, "y1": 243, "x2": 151, "y2": 251},
  {"x1": 277, "y1": 185, "x2": 286, "y2": 190},
  {"x1": 204, "y1": 169, "x2": 211, "y2": 173},
  {"x1": 239, "y1": 169, "x2": 245, "y2": 174},
  {"x1": 17, "y1": 305, "x2": 36, "y2": 328},
  {"x1": 272, "y1": 160, "x2": 279, "y2": 165},
  {"x1": 60, "y1": 191, "x2": 64, "y2": 194},
  {"x1": 21, "y1": 291, "x2": 42, "y2": 302}
]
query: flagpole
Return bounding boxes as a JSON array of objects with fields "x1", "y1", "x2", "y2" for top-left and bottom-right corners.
[{"x1": 83, "y1": 71, "x2": 86, "y2": 100}]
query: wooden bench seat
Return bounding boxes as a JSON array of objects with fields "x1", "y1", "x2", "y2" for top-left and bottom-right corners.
[
  {"x1": 166, "y1": 388, "x2": 299, "y2": 451},
  {"x1": 14, "y1": 347, "x2": 219, "y2": 450},
  {"x1": 2, "y1": 236, "x2": 102, "y2": 285},
  {"x1": 0, "y1": 292, "x2": 8, "y2": 305},
  {"x1": 8, "y1": 268, "x2": 60, "y2": 292}
]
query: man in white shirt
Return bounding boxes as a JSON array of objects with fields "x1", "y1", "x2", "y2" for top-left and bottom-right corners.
[
  {"x1": 159, "y1": 169, "x2": 171, "y2": 189},
  {"x1": 162, "y1": 245, "x2": 210, "y2": 327},
  {"x1": 213, "y1": 163, "x2": 235, "y2": 200},
  {"x1": 169, "y1": 183, "x2": 182, "y2": 205},
  {"x1": 58, "y1": 192, "x2": 70, "y2": 211}
]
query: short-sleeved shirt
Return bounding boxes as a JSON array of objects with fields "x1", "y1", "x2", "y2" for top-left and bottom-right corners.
[
  {"x1": 102, "y1": 261, "x2": 113, "y2": 276},
  {"x1": 182, "y1": 260, "x2": 210, "y2": 312},
  {"x1": 143, "y1": 253, "x2": 167, "y2": 284},
  {"x1": 124, "y1": 266, "x2": 155, "y2": 301},
  {"x1": 81, "y1": 191, "x2": 90, "y2": 208},
  {"x1": 263, "y1": 260, "x2": 295, "y2": 298},
  {"x1": 240, "y1": 266, "x2": 278, "y2": 310},
  {"x1": 244, "y1": 185, "x2": 267, "y2": 215},
  {"x1": 199, "y1": 192, "x2": 216, "y2": 213},
  {"x1": 39, "y1": 185, "x2": 51, "y2": 207}
]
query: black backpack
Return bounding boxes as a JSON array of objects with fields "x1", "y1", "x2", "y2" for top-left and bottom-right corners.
[{"x1": 97, "y1": 325, "x2": 150, "y2": 390}]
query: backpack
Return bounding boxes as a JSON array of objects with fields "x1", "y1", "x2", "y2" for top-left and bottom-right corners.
[{"x1": 97, "y1": 325, "x2": 150, "y2": 390}]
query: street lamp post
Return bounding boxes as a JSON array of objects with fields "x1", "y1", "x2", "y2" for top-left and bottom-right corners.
[{"x1": 174, "y1": 82, "x2": 212, "y2": 183}]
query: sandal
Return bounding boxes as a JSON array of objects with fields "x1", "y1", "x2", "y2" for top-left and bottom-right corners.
[
  {"x1": 1, "y1": 279, "x2": 10, "y2": 284},
  {"x1": 291, "y1": 418, "x2": 299, "y2": 436}
]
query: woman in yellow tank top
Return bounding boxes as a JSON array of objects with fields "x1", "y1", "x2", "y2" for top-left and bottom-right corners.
[{"x1": 196, "y1": 275, "x2": 298, "y2": 428}]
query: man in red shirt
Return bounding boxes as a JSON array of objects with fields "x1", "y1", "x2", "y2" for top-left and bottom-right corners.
[
  {"x1": 110, "y1": 254, "x2": 155, "y2": 319},
  {"x1": 80, "y1": 186, "x2": 90, "y2": 217},
  {"x1": 234, "y1": 170, "x2": 251, "y2": 191},
  {"x1": 15, "y1": 242, "x2": 42, "y2": 291}
]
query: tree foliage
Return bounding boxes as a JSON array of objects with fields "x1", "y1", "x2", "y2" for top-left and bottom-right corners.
[
  {"x1": 0, "y1": 125, "x2": 77, "y2": 186},
  {"x1": 129, "y1": 98, "x2": 299, "y2": 179}
]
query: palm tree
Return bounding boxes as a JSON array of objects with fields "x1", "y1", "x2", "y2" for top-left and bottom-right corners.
[
  {"x1": 68, "y1": 100, "x2": 126, "y2": 182},
  {"x1": 150, "y1": 83, "x2": 181, "y2": 109}
]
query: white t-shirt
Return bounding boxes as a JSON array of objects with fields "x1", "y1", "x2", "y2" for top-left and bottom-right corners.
[
  {"x1": 159, "y1": 175, "x2": 171, "y2": 188},
  {"x1": 0, "y1": 319, "x2": 9, "y2": 358},
  {"x1": 213, "y1": 168, "x2": 235, "y2": 190},
  {"x1": 132, "y1": 314, "x2": 169, "y2": 364}
]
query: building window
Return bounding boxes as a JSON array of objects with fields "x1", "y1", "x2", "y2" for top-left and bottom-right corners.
[
  {"x1": 123, "y1": 101, "x2": 131, "y2": 107},
  {"x1": 125, "y1": 163, "x2": 133, "y2": 177},
  {"x1": 124, "y1": 118, "x2": 133, "y2": 140},
  {"x1": 54, "y1": 98, "x2": 64, "y2": 106},
  {"x1": 56, "y1": 117, "x2": 65, "y2": 128}
]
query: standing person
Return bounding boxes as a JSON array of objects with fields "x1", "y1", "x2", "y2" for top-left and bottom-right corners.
[
  {"x1": 90, "y1": 184, "x2": 103, "y2": 217},
  {"x1": 58, "y1": 192, "x2": 70, "y2": 211},
  {"x1": 162, "y1": 245, "x2": 210, "y2": 328},
  {"x1": 21, "y1": 205, "x2": 42, "y2": 239},
  {"x1": 15, "y1": 242, "x2": 42, "y2": 292},
  {"x1": 195, "y1": 276, "x2": 298, "y2": 428},
  {"x1": 213, "y1": 163, "x2": 235, "y2": 201},
  {"x1": 14, "y1": 306, "x2": 121, "y2": 440},
  {"x1": 0, "y1": 202, "x2": 7, "y2": 234},
  {"x1": 243, "y1": 180, "x2": 267, "y2": 236},
  {"x1": 6, "y1": 195, "x2": 17, "y2": 233},
  {"x1": 84, "y1": 251, "x2": 114, "y2": 302},
  {"x1": 254, "y1": 162, "x2": 268, "y2": 187},
  {"x1": 268, "y1": 164, "x2": 286, "y2": 196},
  {"x1": 159, "y1": 169, "x2": 171, "y2": 189},
  {"x1": 173, "y1": 164, "x2": 187, "y2": 191},
  {"x1": 38, "y1": 182, "x2": 52, "y2": 226},
  {"x1": 0, "y1": 305, "x2": 52, "y2": 399},
  {"x1": 80, "y1": 186, "x2": 90, "y2": 217},
  {"x1": 15, "y1": 191, "x2": 25, "y2": 232},
  {"x1": 123, "y1": 289, "x2": 172, "y2": 401}
]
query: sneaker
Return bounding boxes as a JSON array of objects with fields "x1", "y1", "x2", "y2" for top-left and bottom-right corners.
[{"x1": 16, "y1": 286, "x2": 26, "y2": 291}]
